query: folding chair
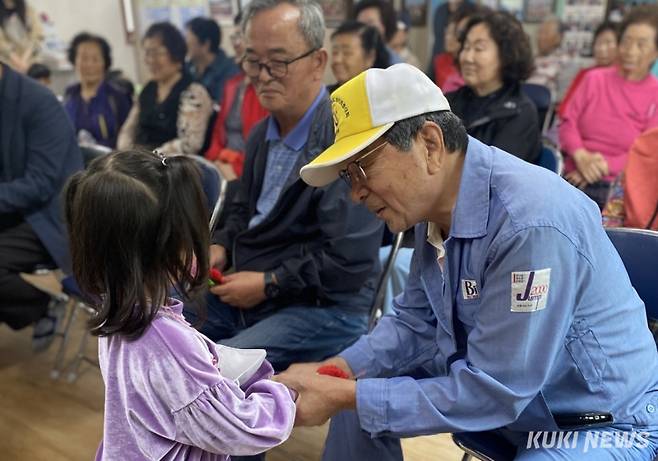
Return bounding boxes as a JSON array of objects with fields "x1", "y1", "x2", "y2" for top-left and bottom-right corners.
[
  {"x1": 453, "y1": 228, "x2": 658, "y2": 460},
  {"x1": 452, "y1": 431, "x2": 517, "y2": 461},
  {"x1": 605, "y1": 228, "x2": 658, "y2": 340},
  {"x1": 368, "y1": 232, "x2": 404, "y2": 331},
  {"x1": 521, "y1": 83, "x2": 554, "y2": 136},
  {"x1": 537, "y1": 142, "x2": 563, "y2": 175},
  {"x1": 79, "y1": 143, "x2": 112, "y2": 167}
]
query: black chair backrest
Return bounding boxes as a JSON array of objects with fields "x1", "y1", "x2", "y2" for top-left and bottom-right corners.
[
  {"x1": 189, "y1": 155, "x2": 226, "y2": 235},
  {"x1": 79, "y1": 144, "x2": 112, "y2": 168},
  {"x1": 522, "y1": 83, "x2": 552, "y2": 133},
  {"x1": 605, "y1": 228, "x2": 658, "y2": 320}
]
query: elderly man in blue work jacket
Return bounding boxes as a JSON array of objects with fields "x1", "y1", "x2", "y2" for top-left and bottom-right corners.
[{"x1": 274, "y1": 63, "x2": 658, "y2": 460}]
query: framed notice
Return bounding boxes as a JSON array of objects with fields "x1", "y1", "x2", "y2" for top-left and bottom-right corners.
[
  {"x1": 317, "y1": 0, "x2": 351, "y2": 27},
  {"x1": 523, "y1": 0, "x2": 555, "y2": 23},
  {"x1": 402, "y1": 0, "x2": 428, "y2": 27}
]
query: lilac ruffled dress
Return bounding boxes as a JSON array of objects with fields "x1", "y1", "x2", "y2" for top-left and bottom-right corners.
[{"x1": 94, "y1": 299, "x2": 296, "y2": 460}]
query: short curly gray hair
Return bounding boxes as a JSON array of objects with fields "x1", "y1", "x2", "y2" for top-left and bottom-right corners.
[{"x1": 241, "y1": 0, "x2": 325, "y2": 50}]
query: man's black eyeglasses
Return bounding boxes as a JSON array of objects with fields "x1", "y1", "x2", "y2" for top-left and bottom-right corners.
[{"x1": 242, "y1": 48, "x2": 318, "y2": 79}]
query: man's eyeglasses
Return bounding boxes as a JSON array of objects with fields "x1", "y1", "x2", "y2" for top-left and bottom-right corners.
[
  {"x1": 242, "y1": 48, "x2": 317, "y2": 79},
  {"x1": 339, "y1": 142, "x2": 388, "y2": 188}
]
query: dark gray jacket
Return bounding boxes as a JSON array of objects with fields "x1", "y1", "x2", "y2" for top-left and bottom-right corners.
[
  {"x1": 214, "y1": 94, "x2": 383, "y2": 311},
  {"x1": 0, "y1": 64, "x2": 83, "y2": 273},
  {"x1": 447, "y1": 82, "x2": 540, "y2": 164}
]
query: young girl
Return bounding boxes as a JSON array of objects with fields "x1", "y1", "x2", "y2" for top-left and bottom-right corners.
[{"x1": 64, "y1": 149, "x2": 296, "y2": 460}]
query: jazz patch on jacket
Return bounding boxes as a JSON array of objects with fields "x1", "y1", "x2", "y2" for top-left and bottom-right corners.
[
  {"x1": 461, "y1": 279, "x2": 479, "y2": 300},
  {"x1": 510, "y1": 268, "x2": 551, "y2": 312}
]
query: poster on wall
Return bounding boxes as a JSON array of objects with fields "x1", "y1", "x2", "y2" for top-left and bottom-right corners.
[
  {"x1": 403, "y1": 0, "x2": 428, "y2": 27},
  {"x1": 209, "y1": 0, "x2": 237, "y2": 24},
  {"x1": 561, "y1": 0, "x2": 606, "y2": 57},
  {"x1": 138, "y1": 0, "x2": 208, "y2": 34},
  {"x1": 317, "y1": 0, "x2": 351, "y2": 27},
  {"x1": 523, "y1": 0, "x2": 554, "y2": 22},
  {"x1": 499, "y1": 0, "x2": 523, "y2": 20}
]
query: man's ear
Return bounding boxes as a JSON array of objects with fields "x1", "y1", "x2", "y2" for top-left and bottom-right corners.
[
  {"x1": 419, "y1": 121, "x2": 446, "y2": 175},
  {"x1": 312, "y1": 48, "x2": 329, "y2": 81}
]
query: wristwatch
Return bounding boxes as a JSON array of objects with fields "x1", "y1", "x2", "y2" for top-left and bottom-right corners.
[{"x1": 264, "y1": 272, "x2": 281, "y2": 299}]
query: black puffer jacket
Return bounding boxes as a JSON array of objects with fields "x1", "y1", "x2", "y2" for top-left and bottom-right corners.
[{"x1": 447, "y1": 82, "x2": 540, "y2": 164}]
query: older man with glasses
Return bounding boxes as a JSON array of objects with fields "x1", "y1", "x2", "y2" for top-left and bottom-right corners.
[
  {"x1": 184, "y1": 0, "x2": 383, "y2": 405},
  {"x1": 275, "y1": 64, "x2": 658, "y2": 461}
]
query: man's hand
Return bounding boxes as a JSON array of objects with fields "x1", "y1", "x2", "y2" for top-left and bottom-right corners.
[
  {"x1": 209, "y1": 244, "x2": 227, "y2": 271},
  {"x1": 274, "y1": 360, "x2": 357, "y2": 427},
  {"x1": 210, "y1": 271, "x2": 266, "y2": 308}
]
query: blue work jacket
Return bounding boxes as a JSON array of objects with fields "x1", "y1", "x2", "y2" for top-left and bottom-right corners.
[{"x1": 342, "y1": 136, "x2": 658, "y2": 436}]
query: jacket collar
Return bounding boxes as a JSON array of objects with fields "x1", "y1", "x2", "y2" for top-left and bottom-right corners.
[
  {"x1": 449, "y1": 136, "x2": 493, "y2": 239},
  {"x1": 265, "y1": 86, "x2": 328, "y2": 151}
]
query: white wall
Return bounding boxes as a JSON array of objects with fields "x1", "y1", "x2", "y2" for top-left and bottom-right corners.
[{"x1": 30, "y1": 0, "x2": 140, "y2": 84}]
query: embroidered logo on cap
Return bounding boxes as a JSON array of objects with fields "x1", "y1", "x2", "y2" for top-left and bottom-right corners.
[
  {"x1": 511, "y1": 268, "x2": 551, "y2": 312},
  {"x1": 461, "y1": 279, "x2": 479, "y2": 300}
]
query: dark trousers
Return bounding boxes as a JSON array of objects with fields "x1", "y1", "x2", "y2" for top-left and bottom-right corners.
[
  {"x1": 0, "y1": 220, "x2": 53, "y2": 329},
  {"x1": 582, "y1": 181, "x2": 611, "y2": 210}
]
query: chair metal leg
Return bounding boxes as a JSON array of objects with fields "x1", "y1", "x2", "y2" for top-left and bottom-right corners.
[
  {"x1": 461, "y1": 454, "x2": 472, "y2": 461},
  {"x1": 66, "y1": 316, "x2": 93, "y2": 383},
  {"x1": 50, "y1": 299, "x2": 77, "y2": 380}
]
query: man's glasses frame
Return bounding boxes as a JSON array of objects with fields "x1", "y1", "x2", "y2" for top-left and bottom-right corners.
[
  {"x1": 242, "y1": 48, "x2": 318, "y2": 79},
  {"x1": 339, "y1": 142, "x2": 389, "y2": 188}
]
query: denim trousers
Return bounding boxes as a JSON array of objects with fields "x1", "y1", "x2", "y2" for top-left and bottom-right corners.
[{"x1": 184, "y1": 293, "x2": 369, "y2": 372}]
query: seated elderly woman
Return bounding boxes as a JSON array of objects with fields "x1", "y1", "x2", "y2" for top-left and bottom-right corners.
[
  {"x1": 64, "y1": 33, "x2": 133, "y2": 148},
  {"x1": 432, "y1": 2, "x2": 482, "y2": 92},
  {"x1": 328, "y1": 20, "x2": 390, "y2": 93},
  {"x1": 560, "y1": 5, "x2": 658, "y2": 209},
  {"x1": 559, "y1": 21, "x2": 619, "y2": 118},
  {"x1": 118, "y1": 22, "x2": 212, "y2": 155},
  {"x1": 204, "y1": 12, "x2": 268, "y2": 180},
  {"x1": 446, "y1": 11, "x2": 540, "y2": 163}
]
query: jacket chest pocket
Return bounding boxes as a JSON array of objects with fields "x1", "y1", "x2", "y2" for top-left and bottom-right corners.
[{"x1": 455, "y1": 297, "x2": 481, "y2": 329}]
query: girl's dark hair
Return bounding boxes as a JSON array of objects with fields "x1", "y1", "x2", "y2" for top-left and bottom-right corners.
[
  {"x1": 144, "y1": 22, "x2": 188, "y2": 65},
  {"x1": 64, "y1": 150, "x2": 210, "y2": 339},
  {"x1": 0, "y1": 0, "x2": 26, "y2": 26},
  {"x1": 352, "y1": 0, "x2": 397, "y2": 42},
  {"x1": 458, "y1": 11, "x2": 534, "y2": 83},
  {"x1": 619, "y1": 5, "x2": 658, "y2": 49},
  {"x1": 68, "y1": 32, "x2": 113, "y2": 71},
  {"x1": 331, "y1": 20, "x2": 391, "y2": 69}
]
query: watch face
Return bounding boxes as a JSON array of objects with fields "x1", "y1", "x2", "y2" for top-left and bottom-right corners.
[{"x1": 265, "y1": 283, "x2": 280, "y2": 299}]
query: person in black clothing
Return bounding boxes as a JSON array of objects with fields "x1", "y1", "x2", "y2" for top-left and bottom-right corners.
[
  {"x1": 446, "y1": 11, "x2": 540, "y2": 163},
  {"x1": 0, "y1": 64, "x2": 83, "y2": 345},
  {"x1": 184, "y1": 0, "x2": 383, "y2": 383},
  {"x1": 117, "y1": 22, "x2": 212, "y2": 156}
]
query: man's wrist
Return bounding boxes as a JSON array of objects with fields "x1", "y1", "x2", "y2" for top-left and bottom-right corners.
[{"x1": 333, "y1": 379, "x2": 357, "y2": 411}]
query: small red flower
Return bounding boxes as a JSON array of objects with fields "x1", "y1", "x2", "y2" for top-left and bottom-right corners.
[
  {"x1": 316, "y1": 365, "x2": 350, "y2": 379},
  {"x1": 209, "y1": 268, "x2": 224, "y2": 284}
]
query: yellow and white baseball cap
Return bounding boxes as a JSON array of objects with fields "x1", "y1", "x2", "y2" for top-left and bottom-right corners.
[{"x1": 300, "y1": 63, "x2": 451, "y2": 187}]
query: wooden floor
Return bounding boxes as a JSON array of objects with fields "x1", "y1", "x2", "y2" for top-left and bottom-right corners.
[{"x1": 0, "y1": 311, "x2": 464, "y2": 461}]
